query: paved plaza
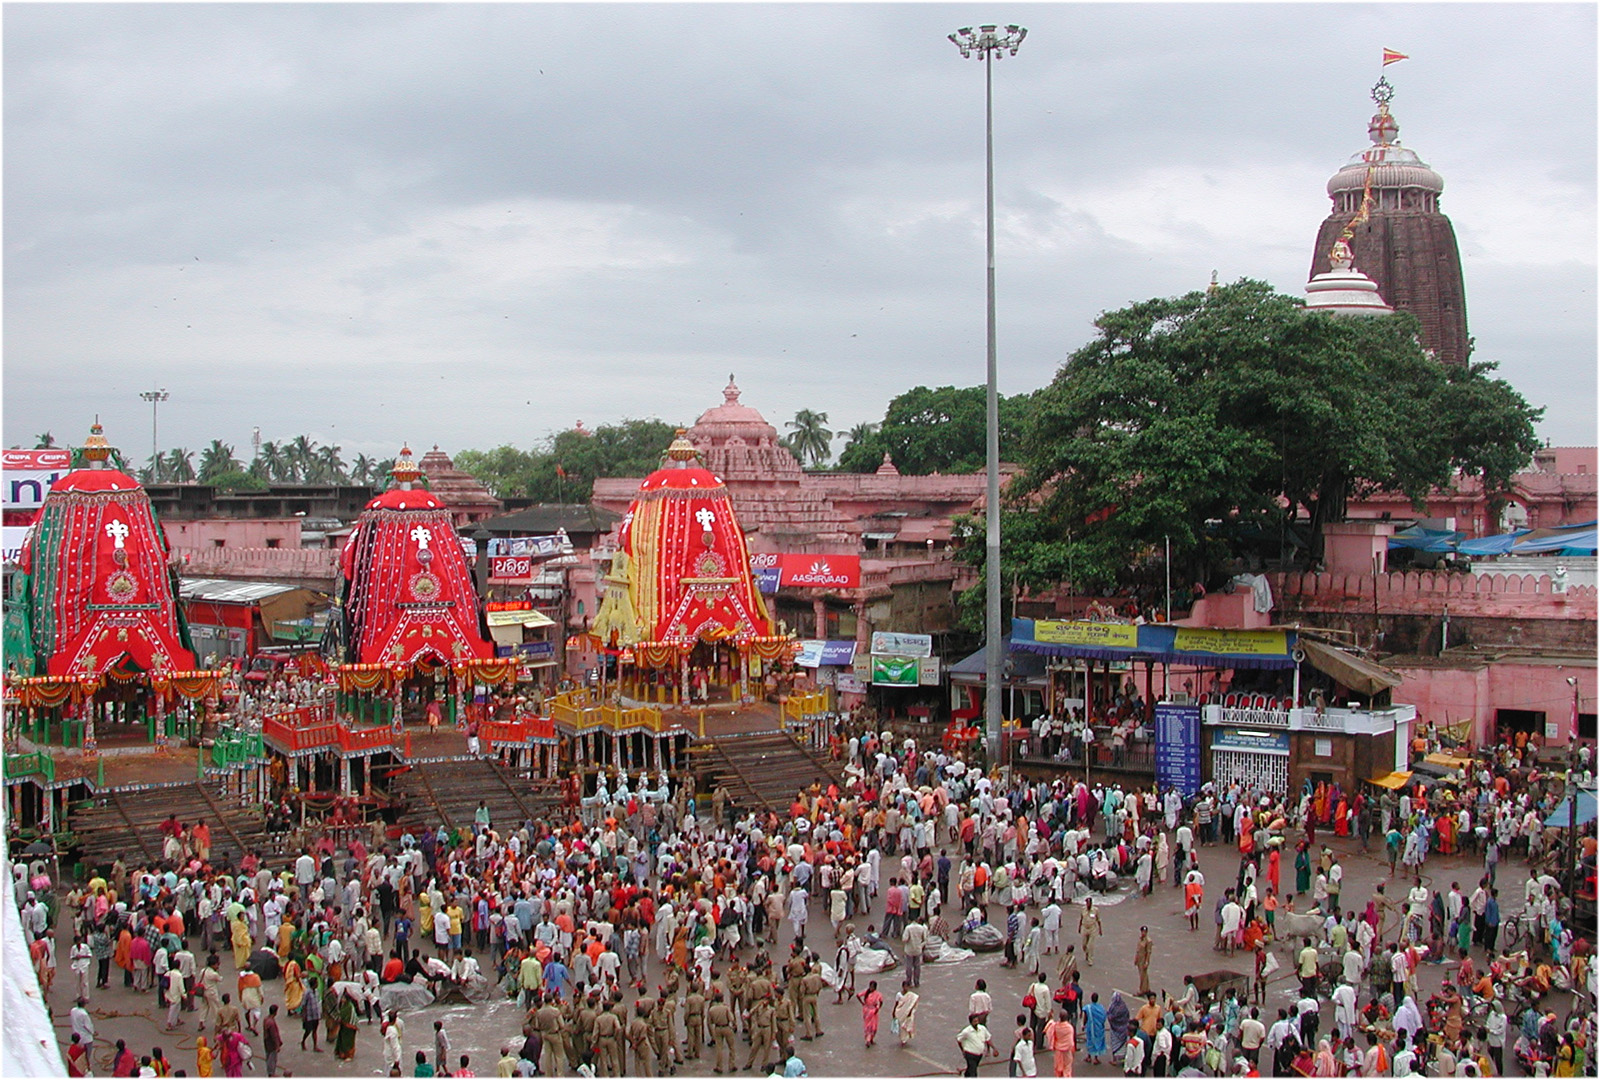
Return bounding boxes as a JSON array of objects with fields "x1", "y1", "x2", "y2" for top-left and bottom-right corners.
[{"x1": 40, "y1": 821, "x2": 1574, "y2": 1078}]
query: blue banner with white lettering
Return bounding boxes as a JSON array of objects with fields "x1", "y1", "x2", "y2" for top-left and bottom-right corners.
[{"x1": 1154, "y1": 703, "x2": 1202, "y2": 796}]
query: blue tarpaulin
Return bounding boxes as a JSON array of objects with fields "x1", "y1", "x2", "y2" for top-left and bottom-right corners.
[
  {"x1": 1456, "y1": 530, "x2": 1529, "y2": 555},
  {"x1": 1388, "y1": 526, "x2": 1466, "y2": 553},
  {"x1": 1544, "y1": 789, "x2": 1598, "y2": 829},
  {"x1": 1509, "y1": 523, "x2": 1597, "y2": 554}
]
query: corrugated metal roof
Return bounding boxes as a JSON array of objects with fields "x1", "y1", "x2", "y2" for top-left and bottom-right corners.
[{"x1": 179, "y1": 578, "x2": 301, "y2": 604}]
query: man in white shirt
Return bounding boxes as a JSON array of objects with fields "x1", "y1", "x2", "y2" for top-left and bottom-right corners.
[{"x1": 1331, "y1": 980, "x2": 1357, "y2": 1042}]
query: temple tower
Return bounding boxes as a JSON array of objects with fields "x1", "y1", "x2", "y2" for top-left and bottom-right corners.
[{"x1": 1308, "y1": 75, "x2": 1470, "y2": 364}]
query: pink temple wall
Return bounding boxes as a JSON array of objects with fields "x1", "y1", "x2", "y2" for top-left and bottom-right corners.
[{"x1": 1389, "y1": 660, "x2": 1595, "y2": 748}]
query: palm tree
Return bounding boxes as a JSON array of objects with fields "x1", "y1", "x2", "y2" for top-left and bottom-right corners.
[
  {"x1": 198, "y1": 440, "x2": 241, "y2": 483},
  {"x1": 371, "y1": 458, "x2": 396, "y2": 489},
  {"x1": 845, "y1": 421, "x2": 878, "y2": 446},
  {"x1": 164, "y1": 447, "x2": 196, "y2": 483},
  {"x1": 315, "y1": 444, "x2": 347, "y2": 484},
  {"x1": 351, "y1": 453, "x2": 377, "y2": 485},
  {"x1": 785, "y1": 410, "x2": 833, "y2": 467},
  {"x1": 286, "y1": 435, "x2": 318, "y2": 484},
  {"x1": 33, "y1": 432, "x2": 56, "y2": 449},
  {"x1": 141, "y1": 454, "x2": 169, "y2": 484},
  {"x1": 252, "y1": 440, "x2": 280, "y2": 481}
]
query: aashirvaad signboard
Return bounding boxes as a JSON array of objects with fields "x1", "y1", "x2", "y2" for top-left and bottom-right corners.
[{"x1": 748, "y1": 552, "x2": 861, "y2": 590}]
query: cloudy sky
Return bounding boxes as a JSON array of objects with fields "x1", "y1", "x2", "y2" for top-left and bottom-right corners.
[{"x1": 5, "y1": 3, "x2": 1595, "y2": 470}]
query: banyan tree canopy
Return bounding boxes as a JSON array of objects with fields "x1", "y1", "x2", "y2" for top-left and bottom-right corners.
[
  {"x1": 3, "y1": 423, "x2": 197, "y2": 679},
  {"x1": 592, "y1": 432, "x2": 777, "y2": 659},
  {"x1": 337, "y1": 448, "x2": 493, "y2": 669}
]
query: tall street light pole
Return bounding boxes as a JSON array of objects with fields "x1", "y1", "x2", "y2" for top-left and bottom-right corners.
[
  {"x1": 139, "y1": 387, "x2": 169, "y2": 474},
  {"x1": 950, "y1": 23, "x2": 1025, "y2": 769}
]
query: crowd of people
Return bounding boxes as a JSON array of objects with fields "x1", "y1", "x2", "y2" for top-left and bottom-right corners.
[{"x1": 17, "y1": 680, "x2": 1599, "y2": 1079}]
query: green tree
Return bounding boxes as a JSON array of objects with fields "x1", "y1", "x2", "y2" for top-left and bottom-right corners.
[
  {"x1": 163, "y1": 447, "x2": 196, "y2": 483},
  {"x1": 784, "y1": 410, "x2": 833, "y2": 467},
  {"x1": 204, "y1": 468, "x2": 269, "y2": 492},
  {"x1": 455, "y1": 420, "x2": 681, "y2": 504},
  {"x1": 836, "y1": 385, "x2": 1035, "y2": 474},
  {"x1": 33, "y1": 432, "x2": 56, "y2": 449},
  {"x1": 1016, "y1": 278, "x2": 1543, "y2": 587},
  {"x1": 286, "y1": 435, "x2": 318, "y2": 483},
  {"x1": 198, "y1": 439, "x2": 241, "y2": 483},
  {"x1": 314, "y1": 444, "x2": 347, "y2": 484},
  {"x1": 350, "y1": 453, "x2": 377, "y2": 485}
]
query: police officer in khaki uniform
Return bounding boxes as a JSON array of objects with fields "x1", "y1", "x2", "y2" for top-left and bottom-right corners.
[
  {"x1": 707, "y1": 989, "x2": 735, "y2": 1074},
  {"x1": 799, "y1": 963, "x2": 825, "y2": 1040},
  {"x1": 650, "y1": 991, "x2": 677, "y2": 1075},
  {"x1": 591, "y1": 997, "x2": 623, "y2": 1077},
  {"x1": 535, "y1": 993, "x2": 567, "y2": 1076},
  {"x1": 773, "y1": 989, "x2": 797, "y2": 1055},
  {"x1": 681, "y1": 985, "x2": 707, "y2": 1059},
  {"x1": 743, "y1": 993, "x2": 777, "y2": 1072},
  {"x1": 626, "y1": 1000, "x2": 654, "y2": 1077}
]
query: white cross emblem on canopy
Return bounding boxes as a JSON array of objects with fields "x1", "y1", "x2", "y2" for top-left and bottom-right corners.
[
  {"x1": 104, "y1": 521, "x2": 130, "y2": 549},
  {"x1": 694, "y1": 508, "x2": 716, "y2": 531},
  {"x1": 409, "y1": 525, "x2": 433, "y2": 549}
]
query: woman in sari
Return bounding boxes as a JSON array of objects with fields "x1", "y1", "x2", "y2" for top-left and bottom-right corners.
[
  {"x1": 229, "y1": 915, "x2": 252, "y2": 971},
  {"x1": 1082, "y1": 992, "x2": 1107, "y2": 1066},
  {"x1": 218, "y1": 1031, "x2": 248, "y2": 1079},
  {"x1": 1333, "y1": 796, "x2": 1350, "y2": 838},
  {"x1": 1267, "y1": 845, "x2": 1281, "y2": 895},
  {"x1": 670, "y1": 924, "x2": 690, "y2": 971},
  {"x1": 114, "y1": 925, "x2": 134, "y2": 987},
  {"x1": 333, "y1": 992, "x2": 359, "y2": 1060},
  {"x1": 1311, "y1": 1038, "x2": 1339, "y2": 1077},
  {"x1": 276, "y1": 915, "x2": 295, "y2": 960},
  {"x1": 282, "y1": 958, "x2": 306, "y2": 1014},
  {"x1": 892, "y1": 979, "x2": 920, "y2": 1047},
  {"x1": 1293, "y1": 842, "x2": 1312, "y2": 896},
  {"x1": 1105, "y1": 992, "x2": 1130, "y2": 1061},
  {"x1": 322, "y1": 986, "x2": 341, "y2": 1048},
  {"x1": 1238, "y1": 815, "x2": 1255, "y2": 857}
]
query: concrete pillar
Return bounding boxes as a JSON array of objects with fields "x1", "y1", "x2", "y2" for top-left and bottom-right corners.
[
  {"x1": 813, "y1": 598, "x2": 827, "y2": 639},
  {"x1": 340, "y1": 756, "x2": 352, "y2": 795}
]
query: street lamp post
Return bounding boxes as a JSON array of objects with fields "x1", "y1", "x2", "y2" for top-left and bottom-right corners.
[
  {"x1": 949, "y1": 23, "x2": 1026, "y2": 769},
  {"x1": 139, "y1": 388, "x2": 169, "y2": 475},
  {"x1": 1566, "y1": 676, "x2": 1581, "y2": 899}
]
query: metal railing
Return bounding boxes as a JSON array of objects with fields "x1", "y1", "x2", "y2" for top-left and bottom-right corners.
[{"x1": 4, "y1": 752, "x2": 55, "y2": 784}]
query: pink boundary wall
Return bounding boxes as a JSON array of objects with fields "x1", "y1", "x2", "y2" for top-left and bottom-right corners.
[{"x1": 1272, "y1": 569, "x2": 1598, "y2": 622}]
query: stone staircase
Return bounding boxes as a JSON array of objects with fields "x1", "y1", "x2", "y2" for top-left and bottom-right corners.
[
  {"x1": 689, "y1": 731, "x2": 844, "y2": 815},
  {"x1": 70, "y1": 781, "x2": 272, "y2": 871},
  {"x1": 383, "y1": 757, "x2": 565, "y2": 837}
]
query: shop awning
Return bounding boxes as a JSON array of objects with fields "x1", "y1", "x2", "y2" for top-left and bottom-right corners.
[
  {"x1": 1367, "y1": 770, "x2": 1413, "y2": 789},
  {"x1": 1300, "y1": 639, "x2": 1403, "y2": 696},
  {"x1": 1011, "y1": 618, "x2": 1297, "y2": 670},
  {"x1": 1544, "y1": 789, "x2": 1597, "y2": 829}
]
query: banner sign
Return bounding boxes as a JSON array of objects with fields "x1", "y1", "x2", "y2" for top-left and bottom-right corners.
[
  {"x1": 1034, "y1": 620, "x2": 1139, "y2": 648},
  {"x1": 487, "y1": 534, "x2": 571, "y2": 558},
  {"x1": 489, "y1": 555, "x2": 535, "y2": 581},
  {"x1": 1172, "y1": 628, "x2": 1288, "y2": 656},
  {"x1": 3, "y1": 449, "x2": 71, "y2": 512},
  {"x1": 779, "y1": 553, "x2": 860, "y2": 588},
  {"x1": 871, "y1": 631, "x2": 933, "y2": 658},
  {"x1": 918, "y1": 656, "x2": 942, "y2": 685},
  {"x1": 486, "y1": 608, "x2": 555, "y2": 628},
  {"x1": 3, "y1": 525, "x2": 31, "y2": 567},
  {"x1": 495, "y1": 640, "x2": 556, "y2": 660},
  {"x1": 795, "y1": 640, "x2": 859, "y2": 668},
  {"x1": 1154, "y1": 703, "x2": 1202, "y2": 796},
  {"x1": 871, "y1": 655, "x2": 921, "y2": 686},
  {"x1": 749, "y1": 552, "x2": 861, "y2": 589},
  {"x1": 1211, "y1": 727, "x2": 1291, "y2": 754},
  {"x1": 836, "y1": 672, "x2": 865, "y2": 695},
  {"x1": 753, "y1": 568, "x2": 781, "y2": 595}
]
